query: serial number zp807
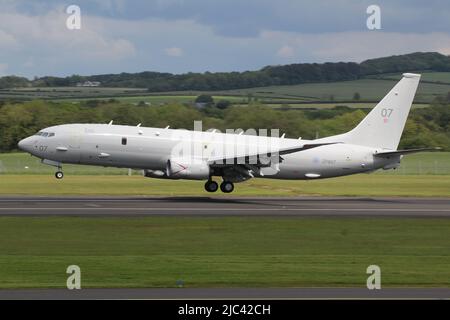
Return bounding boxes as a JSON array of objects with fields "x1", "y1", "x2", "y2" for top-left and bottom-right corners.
[{"x1": 222, "y1": 304, "x2": 271, "y2": 317}]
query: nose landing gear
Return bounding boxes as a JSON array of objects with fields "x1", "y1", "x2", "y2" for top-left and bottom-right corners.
[{"x1": 55, "y1": 166, "x2": 64, "y2": 179}]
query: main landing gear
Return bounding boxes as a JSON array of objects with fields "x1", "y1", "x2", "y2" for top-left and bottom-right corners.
[
  {"x1": 204, "y1": 180, "x2": 218, "y2": 192},
  {"x1": 204, "y1": 179, "x2": 234, "y2": 193},
  {"x1": 220, "y1": 181, "x2": 234, "y2": 193}
]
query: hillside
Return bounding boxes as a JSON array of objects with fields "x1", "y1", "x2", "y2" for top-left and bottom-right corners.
[
  {"x1": 1, "y1": 52, "x2": 449, "y2": 91},
  {"x1": 1, "y1": 71, "x2": 447, "y2": 104}
]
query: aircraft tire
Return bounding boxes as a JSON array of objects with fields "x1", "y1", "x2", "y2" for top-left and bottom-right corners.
[
  {"x1": 204, "y1": 180, "x2": 218, "y2": 192},
  {"x1": 220, "y1": 181, "x2": 234, "y2": 193},
  {"x1": 55, "y1": 171, "x2": 64, "y2": 179}
]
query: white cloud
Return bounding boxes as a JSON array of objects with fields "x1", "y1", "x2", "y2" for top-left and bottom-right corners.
[
  {"x1": 0, "y1": 30, "x2": 18, "y2": 49},
  {"x1": 165, "y1": 47, "x2": 184, "y2": 57},
  {"x1": 439, "y1": 47, "x2": 450, "y2": 55},
  {"x1": 276, "y1": 45, "x2": 294, "y2": 58},
  {"x1": 262, "y1": 30, "x2": 450, "y2": 63},
  {"x1": 0, "y1": 4, "x2": 449, "y2": 77},
  {"x1": 0, "y1": 9, "x2": 136, "y2": 62},
  {"x1": 0, "y1": 63, "x2": 8, "y2": 76}
]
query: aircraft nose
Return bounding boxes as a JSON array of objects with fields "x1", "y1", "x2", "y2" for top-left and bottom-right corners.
[{"x1": 18, "y1": 137, "x2": 32, "y2": 152}]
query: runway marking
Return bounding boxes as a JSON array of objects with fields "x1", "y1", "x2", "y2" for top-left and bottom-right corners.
[{"x1": 0, "y1": 207, "x2": 449, "y2": 212}]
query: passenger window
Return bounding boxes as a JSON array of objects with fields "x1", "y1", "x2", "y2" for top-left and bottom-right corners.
[
  {"x1": 122, "y1": 137, "x2": 127, "y2": 145},
  {"x1": 48, "y1": 133, "x2": 55, "y2": 137}
]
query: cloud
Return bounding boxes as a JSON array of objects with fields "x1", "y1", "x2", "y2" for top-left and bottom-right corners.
[
  {"x1": 4, "y1": 0, "x2": 450, "y2": 37},
  {"x1": 262, "y1": 30, "x2": 450, "y2": 63},
  {"x1": 0, "y1": 30, "x2": 18, "y2": 49},
  {"x1": 0, "y1": 63, "x2": 8, "y2": 76},
  {"x1": 439, "y1": 48, "x2": 450, "y2": 56},
  {"x1": 276, "y1": 45, "x2": 295, "y2": 58},
  {"x1": 165, "y1": 47, "x2": 184, "y2": 57},
  {"x1": 0, "y1": 2, "x2": 449, "y2": 77},
  {"x1": 0, "y1": 9, "x2": 137, "y2": 76}
]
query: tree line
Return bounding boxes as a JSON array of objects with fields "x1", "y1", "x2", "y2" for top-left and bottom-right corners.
[
  {"x1": 1, "y1": 52, "x2": 449, "y2": 91},
  {"x1": 0, "y1": 93, "x2": 448, "y2": 153}
]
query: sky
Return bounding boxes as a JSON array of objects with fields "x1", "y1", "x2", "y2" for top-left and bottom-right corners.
[{"x1": 0, "y1": 0, "x2": 449, "y2": 78}]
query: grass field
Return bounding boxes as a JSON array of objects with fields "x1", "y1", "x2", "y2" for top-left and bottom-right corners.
[
  {"x1": 0, "y1": 86, "x2": 148, "y2": 100},
  {"x1": 58, "y1": 94, "x2": 248, "y2": 105},
  {"x1": 1, "y1": 152, "x2": 448, "y2": 196},
  {"x1": 1, "y1": 152, "x2": 449, "y2": 176},
  {"x1": 1, "y1": 72, "x2": 448, "y2": 104},
  {"x1": 0, "y1": 175, "x2": 449, "y2": 197},
  {"x1": 0, "y1": 216, "x2": 449, "y2": 288},
  {"x1": 378, "y1": 72, "x2": 450, "y2": 84},
  {"x1": 253, "y1": 103, "x2": 429, "y2": 110},
  {"x1": 219, "y1": 78, "x2": 449, "y2": 103}
]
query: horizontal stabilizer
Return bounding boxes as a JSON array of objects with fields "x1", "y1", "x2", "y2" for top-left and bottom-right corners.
[{"x1": 374, "y1": 147, "x2": 442, "y2": 157}]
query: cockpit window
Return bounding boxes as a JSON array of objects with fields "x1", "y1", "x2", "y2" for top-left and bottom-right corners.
[{"x1": 34, "y1": 131, "x2": 55, "y2": 137}]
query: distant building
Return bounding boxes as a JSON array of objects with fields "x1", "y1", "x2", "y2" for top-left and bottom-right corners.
[{"x1": 76, "y1": 81, "x2": 101, "y2": 87}]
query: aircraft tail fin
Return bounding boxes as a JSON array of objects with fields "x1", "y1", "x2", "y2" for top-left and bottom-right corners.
[{"x1": 319, "y1": 73, "x2": 421, "y2": 150}]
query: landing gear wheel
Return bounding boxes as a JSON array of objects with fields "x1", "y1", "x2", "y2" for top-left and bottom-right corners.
[
  {"x1": 55, "y1": 171, "x2": 64, "y2": 179},
  {"x1": 204, "y1": 180, "x2": 218, "y2": 193},
  {"x1": 220, "y1": 181, "x2": 234, "y2": 193}
]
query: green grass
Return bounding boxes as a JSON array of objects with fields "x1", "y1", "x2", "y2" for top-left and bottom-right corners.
[
  {"x1": 219, "y1": 78, "x2": 449, "y2": 103},
  {"x1": 379, "y1": 72, "x2": 450, "y2": 84},
  {"x1": 378, "y1": 151, "x2": 450, "y2": 175},
  {"x1": 0, "y1": 86, "x2": 148, "y2": 101},
  {"x1": 0, "y1": 153, "x2": 129, "y2": 175},
  {"x1": 1, "y1": 152, "x2": 449, "y2": 196},
  {"x1": 2, "y1": 72, "x2": 448, "y2": 104},
  {"x1": 0, "y1": 216, "x2": 449, "y2": 288},
  {"x1": 256, "y1": 103, "x2": 429, "y2": 109},
  {"x1": 1, "y1": 152, "x2": 449, "y2": 176},
  {"x1": 0, "y1": 174, "x2": 449, "y2": 197},
  {"x1": 86, "y1": 95, "x2": 246, "y2": 105}
]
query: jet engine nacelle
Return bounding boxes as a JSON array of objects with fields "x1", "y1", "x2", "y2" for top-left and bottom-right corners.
[
  {"x1": 167, "y1": 158, "x2": 210, "y2": 180},
  {"x1": 144, "y1": 158, "x2": 210, "y2": 180}
]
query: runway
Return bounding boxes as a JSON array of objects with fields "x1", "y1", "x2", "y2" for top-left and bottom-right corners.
[
  {"x1": 0, "y1": 196, "x2": 449, "y2": 217},
  {"x1": 0, "y1": 287, "x2": 449, "y2": 300},
  {"x1": 1, "y1": 196, "x2": 449, "y2": 300}
]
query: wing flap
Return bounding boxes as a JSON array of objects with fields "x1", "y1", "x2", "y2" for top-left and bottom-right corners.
[{"x1": 208, "y1": 142, "x2": 337, "y2": 166}]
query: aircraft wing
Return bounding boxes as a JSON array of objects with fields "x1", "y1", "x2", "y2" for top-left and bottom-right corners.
[
  {"x1": 207, "y1": 142, "x2": 336, "y2": 166},
  {"x1": 374, "y1": 147, "x2": 441, "y2": 157}
]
